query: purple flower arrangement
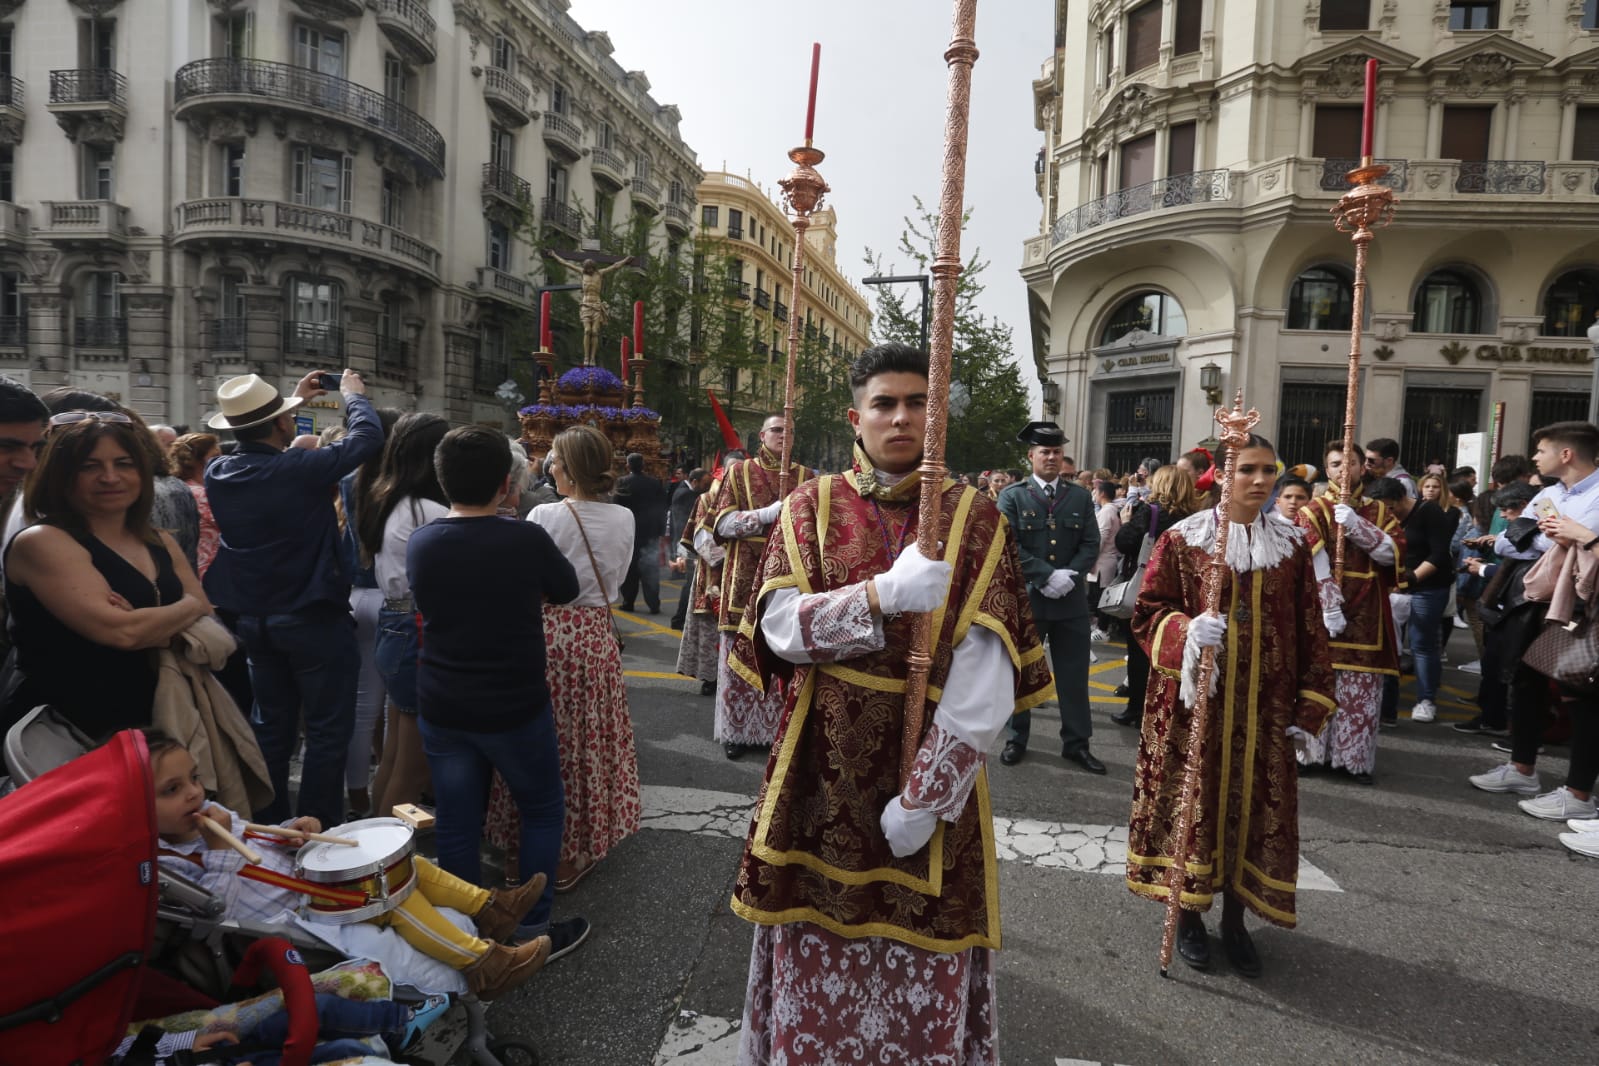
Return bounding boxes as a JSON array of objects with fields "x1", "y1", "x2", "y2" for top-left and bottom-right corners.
[
  {"x1": 516, "y1": 403, "x2": 660, "y2": 422},
  {"x1": 557, "y1": 366, "x2": 626, "y2": 392}
]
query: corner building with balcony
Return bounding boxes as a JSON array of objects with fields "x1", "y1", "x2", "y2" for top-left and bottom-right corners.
[
  {"x1": 695, "y1": 169, "x2": 871, "y2": 464},
  {"x1": 0, "y1": 0, "x2": 698, "y2": 428},
  {"x1": 1023, "y1": 0, "x2": 1599, "y2": 473}
]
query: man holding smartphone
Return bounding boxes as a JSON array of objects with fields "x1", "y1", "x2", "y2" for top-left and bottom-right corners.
[{"x1": 205, "y1": 369, "x2": 386, "y2": 826}]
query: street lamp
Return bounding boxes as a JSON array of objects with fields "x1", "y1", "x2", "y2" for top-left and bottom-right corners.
[
  {"x1": 1199, "y1": 361, "x2": 1223, "y2": 407},
  {"x1": 862, "y1": 273, "x2": 930, "y2": 353}
]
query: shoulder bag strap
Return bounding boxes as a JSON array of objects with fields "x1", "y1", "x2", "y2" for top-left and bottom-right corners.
[{"x1": 563, "y1": 500, "x2": 612, "y2": 603}]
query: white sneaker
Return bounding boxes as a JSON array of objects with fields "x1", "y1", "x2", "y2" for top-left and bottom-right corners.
[
  {"x1": 1468, "y1": 763, "x2": 1541, "y2": 795},
  {"x1": 1459, "y1": 660, "x2": 1482, "y2": 675},
  {"x1": 1453, "y1": 616, "x2": 1469, "y2": 630},
  {"x1": 1089, "y1": 627, "x2": 1110, "y2": 643},
  {"x1": 1517, "y1": 787, "x2": 1599, "y2": 822},
  {"x1": 1409, "y1": 700, "x2": 1437, "y2": 723},
  {"x1": 1089, "y1": 649, "x2": 1099, "y2": 664},
  {"x1": 1558, "y1": 832, "x2": 1599, "y2": 858},
  {"x1": 1564, "y1": 817, "x2": 1599, "y2": 834}
]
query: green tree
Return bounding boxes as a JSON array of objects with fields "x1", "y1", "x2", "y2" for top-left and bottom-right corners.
[
  {"x1": 865, "y1": 198, "x2": 1030, "y2": 473},
  {"x1": 789, "y1": 329, "x2": 854, "y2": 472}
]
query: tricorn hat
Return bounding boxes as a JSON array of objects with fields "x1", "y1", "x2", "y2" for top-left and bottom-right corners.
[
  {"x1": 1016, "y1": 420, "x2": 1068, "y2": 448},
  {"x1": 207, "y1": 374, "x2": 303, "y2": 431}
]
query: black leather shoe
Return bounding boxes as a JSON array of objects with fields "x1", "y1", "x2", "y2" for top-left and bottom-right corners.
[
  {"x1": 999, "y1": 740, "x2": 1026, "y2": 766},
  {"x1": 1222, "y1": 924, "x2": 1261, "y2": 978},
  {"x1": 1113, "y1": 682, "x2": 1130, "y2": 698},
  {"x1": 723, "y1": 741, "x2": 746, "y2": 760},
  {"x1": 1177, "y1": 913, "x2": 1210, "y2": 971},
  {"x1": 1110, "y1": 709, "x2": 1141, "y2": 728},
  {"x1": 699, "y1": 681, "x2": 716, "y2": 697},
  {"x1": 1063, "y1": 748, "x2": 1107, "y2": 774}
]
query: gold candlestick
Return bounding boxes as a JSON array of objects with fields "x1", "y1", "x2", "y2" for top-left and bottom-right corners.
[{"x1": 777, "y1": 143, "x2": 828, "y2": 497}]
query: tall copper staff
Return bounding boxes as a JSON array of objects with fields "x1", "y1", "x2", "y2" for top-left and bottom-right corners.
[
  {"x1": 900, "y1": 0, "x2": 979, "y2": 788},
  {"x1": 777, "y1": 43, "x2": 829, "y2": 497},
  {"x1": 1330, "y1": 59, "x2": 1397, "y2": 580},
  {"x1": 1158, "y1": 391, "x2": 1259, "y2": 976}
]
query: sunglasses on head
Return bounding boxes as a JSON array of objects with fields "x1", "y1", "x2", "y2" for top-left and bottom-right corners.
[{"x1": 48, "y1": 410, "x2": 133, "y2": 427}]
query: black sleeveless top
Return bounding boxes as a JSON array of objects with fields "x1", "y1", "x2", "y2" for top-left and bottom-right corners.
[{"x1": 4, "y1": 532, "x2": 184, "y2": 742}]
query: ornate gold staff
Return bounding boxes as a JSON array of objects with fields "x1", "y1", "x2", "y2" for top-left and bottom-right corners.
[
  {"x1": 777, "y1": 44, "x2": 829, "y2": 498},
  {"x1": 900, "y1": 0, "x2": 979, "y2": 789},
  {"x1": 1158, "y1": 391, "x2": 1259, "y2": 976},
  {"x1": 1330, "y1": 59, "x2": 1397, "y2": 580}
]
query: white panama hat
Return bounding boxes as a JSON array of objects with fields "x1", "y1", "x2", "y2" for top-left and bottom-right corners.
[{"x1": 207, "y1": 374, "x2": 303, "y2": 431}]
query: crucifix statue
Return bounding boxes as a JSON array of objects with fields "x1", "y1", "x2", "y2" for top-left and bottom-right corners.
[{"x1": 548, "y1": 250, "x2": 635, "y2": 366}]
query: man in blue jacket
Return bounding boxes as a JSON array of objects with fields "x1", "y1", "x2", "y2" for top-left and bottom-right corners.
[{"x1": 204, "y1": 369, "x2": 385, "y2": 825}]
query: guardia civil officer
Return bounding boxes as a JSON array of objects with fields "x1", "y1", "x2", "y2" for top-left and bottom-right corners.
[{"x1": 995, "y1": 421, "x2": 1104, "y2": 773}]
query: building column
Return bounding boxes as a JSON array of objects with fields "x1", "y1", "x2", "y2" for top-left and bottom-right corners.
[
  {"x1": 441, "y1": 325, "x2": 478, "y2": 427},
  {"x1": 1158, "y1": 0, "x2": 1176, "y2": 68},
  {"x1": 1376, "y1": 85, "x2": 1395, "y2": 157},
  {"x1": 240, "y1": 285, "x2": 283, "y2": 381},
  {"x1": 1560, "y1": 88, "x2": 1580, "y2": 159},
  {"x1": 1489, "y1": 101, "x2": 1507, "y2": 160},
  {"x1": 1503, "y1": 90, "x2": 1524, "y2": 159},
  {"x1": 123, "y1": 289, "x2": 172, "y2": 422},
  {"x1": 1298, "y1": 89, "x2": 1316, "y2": 158},
  {"x1": 20, "y1": 287, "x2": 68, "y2": 393},
  {"x1": 1424, "y1": 88, "x2": 1445, "y2": 158},
  {"x1": 1195, "y1": 105, "x2": 1213, "y2": 170},
  {"x1": 1153, "y1": 120, "x2": 1170, "y2": 181}
]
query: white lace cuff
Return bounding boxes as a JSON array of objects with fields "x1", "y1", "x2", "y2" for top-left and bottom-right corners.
[{"x1": 760, "y1": 585, "x2": 884, "y2": 664}]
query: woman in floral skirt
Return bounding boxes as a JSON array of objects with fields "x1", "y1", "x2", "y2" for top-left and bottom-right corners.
[{"x1": 485, "y1": 424, "x2": 640, "y2": 892}]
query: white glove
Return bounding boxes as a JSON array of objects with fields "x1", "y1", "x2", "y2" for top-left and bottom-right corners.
[
  {"x1": 1323, "y1": 605, "x2": 1347, "y2": 638},
  {"x1": 1043, "y1": 568, "x2": 1076, "y2": 598},
  {"x1": 1286, "y1": 726, "x2": 1312, "y2": 757},
  {"x1": 1333, "y1": 503, "x2": 1356, "y2": 527},
  {"x1": 755, "y1": 501, "x2": 782, "y2": 525},
  {"x1": 880, "y1": 795, "x2": 938, "y2": 858},
  {"x1": 873, "y1": 547, "x2": 953, "y2": 615},
  {"x1": 1389, "y1": 592, "x2": 1412, "y2": 627},
  {"x1": 1188, "y1": 611, "x2": 1227, "y2": 649}
]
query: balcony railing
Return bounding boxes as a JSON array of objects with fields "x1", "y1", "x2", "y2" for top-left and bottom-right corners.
[
  {"x1": 1050, "y1": 168, "x2": 1232, "y2": 245},
  {"x1": 375, "y1": 335, "x2": 412, "y2": 376},
  {"x1": 1319, "y1": 158, "x2": 1409, "y2": 192},
  {"x1": 76, "y1": 316, "x2": 127, "y2": 349},
  {"x1": 773, "y1": 300, "x2": 788, "y2": 322},
  {"x1": 373, "y1": 0, "x2": 436, "y2": 64},
  {"x1": 40, "y1": 200, "x2": 129, "y2": 243},
  {"x1": 542, "y1": 110, "x2": 582, "y2": 156},
  {"x1": 0, "y1": 75, "x2": 23, "y2": 110},
  {"x1": 753, "y1": 340, "x2": 769, "y2": 356},
  {"x1": 631, "y1": 176, "x2": 661, "y2": 209},
  {"x1": 481, "y1": 65, "x2": 530, "y2": 123},
  {"x1": 726, "y1": 225, "x2": 743, "y2": 239},
  {"x1": 590, "y1": 145, "x2": 625, "y2": 185},
  {"x1": 283, "y1": 320, "x2": 344, "y2": 361},
  {"x1": 753, "y1": 287, "x2": 771, "y2": 309},
  {"x1": 482, "y1": 162, "x2": 531, "y2": 203},
  {"x1": 477, "y1": 266, "x2": 529, "y2": 303},
  {"x1": 475, "y1": 349, "x2": 508, "y2": 393},
  {"x1": 173, "y1": 58, "x2": 445, "y2": 177},
  {"x1": 0, "y1": 316, "x2": 25, "y2": 347},
  {"x1": 0, "y1": 202, "x2": 30, "y2": 243},
  {"x1": 208, "y1": 317, "x2": 248, "y2": 352},
  {"x1": 1457, "y1": 160, "x2": 1546, "y2": 195},
  {"x1": 725, "y1": 280, "x2": 751, "y2": 300},
  {"x1": 49, "y1": 68, "x2": 127, "y2": 107},
  {"x1": 173, "y1": 198, "x2": 440, "y2": 278},
  {"x1": 662, "y1": 201, "x2": 691, "y2": 231},
  {"x1": 541, "y1": 198, "x2": 582, "y2": 235}
]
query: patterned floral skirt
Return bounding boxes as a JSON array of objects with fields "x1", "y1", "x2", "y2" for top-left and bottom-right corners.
[
  {"x1": 484, "y1": 604, "x2": 641, "y2": 868},
  {"x1": 676, "y1": 608, "x2": 719, "y2": 683}
]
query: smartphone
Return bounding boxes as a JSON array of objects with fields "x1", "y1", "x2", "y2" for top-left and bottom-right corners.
[
  {"x1": 1534, "y1": 498, "x2": 1558, "y2": 521},
  {"x1": 316, "y1": 372, "x2": 341, "y2": 391}
]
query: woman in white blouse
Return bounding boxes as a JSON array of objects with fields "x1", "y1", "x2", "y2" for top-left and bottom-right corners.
[
  {"x1": 357, "y1": 412, "x2": 450, "y2": 818},
  {"x1": 484, "y1": 424, "x2": 640, "y2": 893}
]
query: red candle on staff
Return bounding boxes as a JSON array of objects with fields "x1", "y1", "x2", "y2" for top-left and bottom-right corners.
[
  {"x1": 632, "y1": 300, "x2": 645, "y2": 356},
  {"x1": 1361, "y1": 58, "x2": 1378, "y2": 163},
  {"x1": 539, "y1": 291, "x2": 552, "y2": 352},
  {"x1": 804, "y1": 43, "x2": 820, "y2": 143},
  {"x1": 621, "y1": 336, "x2": 631, "y2": 378}
]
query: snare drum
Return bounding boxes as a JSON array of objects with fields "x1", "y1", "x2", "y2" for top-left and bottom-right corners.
[{"x1": 293, "y1": 817, "x2": 417, "y2": 924}]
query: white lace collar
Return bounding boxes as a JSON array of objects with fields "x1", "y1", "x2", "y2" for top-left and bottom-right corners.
[{"x1": 1172, "y1": 506, "x2": 1300, "y2": 572}]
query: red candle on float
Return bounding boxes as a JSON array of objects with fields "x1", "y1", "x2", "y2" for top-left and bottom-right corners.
[
  {"x1": 1361, "y1": 59, "x2": 1378, "y2": 163},
  {"x1": 539, "y1": 291, "x2": 552, "y2": 351},
  {"x1": 632, "y1": 300, "x2": 645, "y2": 356},
  {"x1": 804, "y1": 43, "x2": 820, "y2": 143}
]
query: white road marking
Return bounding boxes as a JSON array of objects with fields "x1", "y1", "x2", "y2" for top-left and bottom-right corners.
[
  {"x1": 653, "y1": 1010, "x2": 741, "y2": 1065},
  {"x1": 641, "y1": 784, "x2": 1342, "y2": 892}
]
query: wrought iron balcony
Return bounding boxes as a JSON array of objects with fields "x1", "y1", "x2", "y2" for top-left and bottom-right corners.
[
  {"x1": 0, "y1": 202, "x2": 29, "y2": 248},
  {"x1": 630, "y1": 176, "x2": 661, "y2": 212},
  {"x1": 474, "y1": 347, "x2": 509, "y2": 393},
  {"x1": 481, "y1": 65, "x2": 530, "y2": 127},
  {"x1": 753, "y1": 340, "x2": 769, "y2": 356},
  {"x1": 49, "y1": 68, "x2": 126, "y2": 107},
  {"x1": 75, "y1": 315, "x2": 126, "y2": 349},
  {"x1": 481, "y1": 162, "x2": 531, "y2": 205},
  {"x1": 173, "y1": 58, "x2": 446, "y2": 178},
  {"x1": 542, "y1": 110, "x2": 582, "y2": 160},
  {"x1": 0, "y1": 316, "x2": 25, "y2": 347},
  {"x1": 207, "y1": 317, "x2": 248, "y2": 352},
  {"x1": 0, "y1": 74, "x2": 24, "y2": 137},
  {"x1": 282, "y1": 320, "x2": 344, "y2": 361},
  {"x1": 292, "y1": 0, "x2": 362, "y2": 16},
  {"x1": 804, "y1": 324, "x2": 818, "y2": 341},
  {"x1": 373, "y1": 0, "x2": 436, "y2": 65},
  {"x1": 541, "y1": 198, "x2": 582, "y2": 236},
  {"x1": 662, "y1": 201, "x2": 691, "y2": 234},
  {"x1": 725, "y1": 224, "x2": 743, "y2": 239},
  {"x1": 1049, "y1": 168, "x2": 1232, "y2": 245},
  {"x1": 773, "y1": 300, "x2": 788, "y2": 322},
  {"x1": 1319, "y1": 158, "x2": 1409, "y2": 192},
  {"x1": 590, "y1": 146, "x2": 625, "y2": 188},
  {"x1": 725, "y1": 280, "x2": 751, "y2": 300},
  {"x1": 39, "y1": 200, "x2": 129, "y2": 246},
  {"x1": 753, "y1": 287, "x2": 771, "y2": 309},
  {"x1": 1457, "y1": 160, "x2": 1546, "y2": 195},
  {"x1": 375, "y1": 335, "x2": 412, "y2": 376},
  {"x1": 476, "y1": 266, "x2": 530, "y2": 305},
  {"x1": 174, "y1": 198, "x2": 440, "y2": 281}
]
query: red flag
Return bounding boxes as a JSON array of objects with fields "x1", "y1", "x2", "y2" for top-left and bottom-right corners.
[{"x1": 707, "y1": 390, "x2": 742, "y2": 451}]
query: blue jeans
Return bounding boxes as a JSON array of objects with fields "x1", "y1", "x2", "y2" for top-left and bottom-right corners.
[
  {"x1": 237, "y1": 603, "x2": 359, "y2": 827},
  {"x1": 620, "y1": 537, "x2": 661, "y2": 611},
  {"x1": 419, "y1": 709, "x2": 564, "y2": 933},
  {"x1": 244, "y1": 994, "x2": 408, "y2": 1063},
  {"x1": 1407, "y1": 585, "x2": 1451, "y2": 703},
  {"x1": 374, "y1": 607, "x2": 421, "y2": 713}
]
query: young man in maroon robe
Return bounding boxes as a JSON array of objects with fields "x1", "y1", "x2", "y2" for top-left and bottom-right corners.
[
  {"x1": 710, "y1": 418, "x2": 812, "y2": 759},
  {"x1": 727, "y1": 342, "x2": 1053, "y2": 1065},
  {"x1": 1125, "y1": 434, "x2": 1336, "y2": 978}
]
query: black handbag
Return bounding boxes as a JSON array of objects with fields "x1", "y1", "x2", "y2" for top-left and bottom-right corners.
[{"x1": 1522, "y1": 612, "x2": 1599, "y2": 694}]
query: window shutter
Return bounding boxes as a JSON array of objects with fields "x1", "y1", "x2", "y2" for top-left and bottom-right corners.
[
  {"x1": 291, "y1": 146, "x2": 306, "y2": 203},
  {"x1": 1174, "y1": 0, "x2": 1202, "y2": 56},
  {"x1": 1124, "y1": 1, "x2": 1161, "y2": 74},
  {"x1": 341, "y1": 154, "x2": 353, "y2": 213},
  {"x1": 1573, "y1": 107, "x2": 1599, "y2": 161},
  {"x1": 1313, "y1": 106, "x2": 1363, "y2": 158}
]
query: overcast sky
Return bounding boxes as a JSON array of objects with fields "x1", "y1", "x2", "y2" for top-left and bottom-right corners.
[{"x1": 566, "y1": 0, "x2": 1050, "y2": 405}]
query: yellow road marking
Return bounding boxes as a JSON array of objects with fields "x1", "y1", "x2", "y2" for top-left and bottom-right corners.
[{"x1": 624, "y1": 670, "x2": 698, "y2": 682}]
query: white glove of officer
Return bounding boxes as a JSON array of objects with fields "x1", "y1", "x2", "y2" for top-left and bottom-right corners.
[
  {"x1": 1042, "y1": 568, "x2": 1077, "y2": 599},
  {"x1": 1333, "y1": 503, "x2": 1356, "y2": 527},
  {"x1": 1285, "y1": 726, "x2": 1312, "y2": 757},
  {"x1": 1389, "y1": 591, "x2": 1412, "y2": 627},
  {"x1": 873, "y1": 547, "x2": 953, "y2": 616},
  {"x1": 1187, "y1": 611, "x2": 1227, "y2": 649},
  {"x1": 880, "y1": 794, "x2": 939, "y2": 858},
  {"x1": 755, "y1": 500, "x2": 782, "y2": 526},
  {"x1": 1322, "y1": 605, "x2": 1347, "y2": 638}
]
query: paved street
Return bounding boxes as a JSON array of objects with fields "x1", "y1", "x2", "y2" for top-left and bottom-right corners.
[{"x1": 472, "y1": 576, "x2": 1597, "y2": 1066}]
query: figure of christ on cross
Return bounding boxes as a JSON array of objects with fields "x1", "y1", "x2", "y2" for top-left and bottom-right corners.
[{"x1": 547, "y1": 251, "x2": 635, "y2": 366}]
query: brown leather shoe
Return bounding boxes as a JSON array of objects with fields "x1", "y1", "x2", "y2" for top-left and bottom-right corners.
[
  {"x1": 465, "y1": 936, "x2": 551, "y2": 1000},
  {"x1": 476, "y1": 873, "x2": 548, "y2": 942}
]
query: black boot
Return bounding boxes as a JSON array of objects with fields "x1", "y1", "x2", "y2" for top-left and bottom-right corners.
[{"x1": 1176, "y1": 910, "x2": 1210, "y2": 971}]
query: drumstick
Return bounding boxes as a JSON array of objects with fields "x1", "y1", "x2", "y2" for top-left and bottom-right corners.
[
  {"x1": 245, "y1": 822, "x2": 359, "y2": 847},
  {"x1": 197, "y1": 813, "x2": 263, "y2": 865}
]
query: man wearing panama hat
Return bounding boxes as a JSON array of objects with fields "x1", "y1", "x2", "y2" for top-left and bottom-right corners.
[{"x1": 204, "y1": 369, "x2": 385, "y2": 826}]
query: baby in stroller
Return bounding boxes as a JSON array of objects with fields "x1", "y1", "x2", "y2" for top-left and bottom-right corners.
[{"x1": 149, "y1": 730, "x2": 549, "y2": 1001}]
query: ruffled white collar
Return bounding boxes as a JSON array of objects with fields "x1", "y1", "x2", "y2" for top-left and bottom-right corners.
[{"x1": 1172, "y1": 506, "x2": 1300, "y2": 572}]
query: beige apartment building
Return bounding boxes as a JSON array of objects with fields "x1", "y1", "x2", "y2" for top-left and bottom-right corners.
[
  {"x1": 696, "y1": 169, "x2": 871, "y2": 457},
  {"x1": 0, "y1": 0, "x2": 699, "y2": 430},
  {"x1": 1023, "y1": 0, "x2": 1599, "y2": 473}
]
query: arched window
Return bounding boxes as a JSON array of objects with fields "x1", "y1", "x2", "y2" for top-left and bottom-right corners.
[
  {"x1": 1099, "y1": 290, "x2": 1187, "y2": 345},
  {"x1": 1411, "y1": 269, "x2": 1482, "y2": 334},
  {"x1": 1541, "y1": 268, "x2": 1599, "y2": 338},
  {"x1": 1287, "y1": 265, "x2": 1354, "y2": 330}
]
